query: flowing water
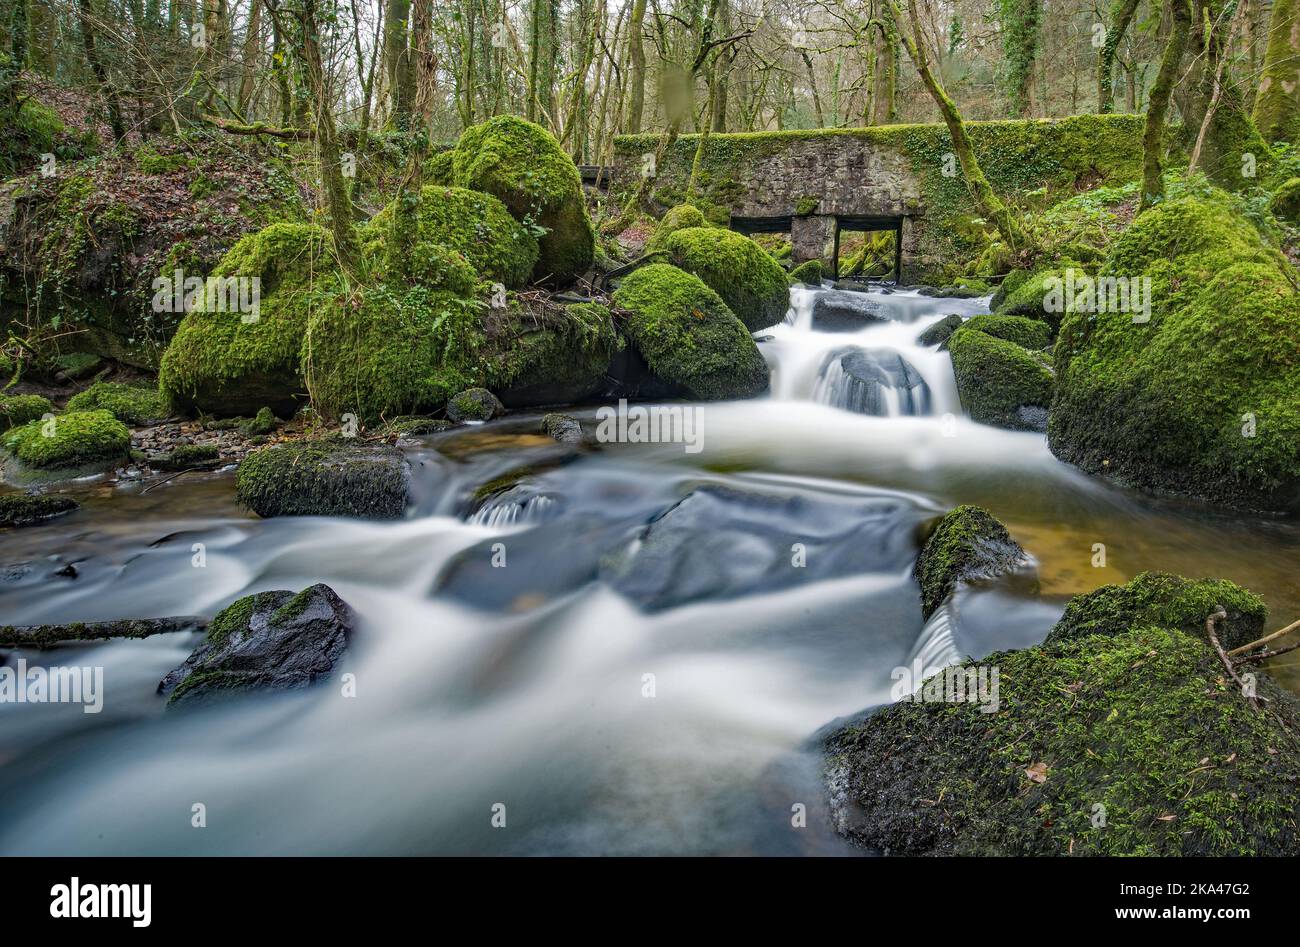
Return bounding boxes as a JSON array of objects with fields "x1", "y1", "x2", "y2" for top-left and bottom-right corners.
[{"x1": 2, "y1": 285, "x2": 1297, "y2": 855}]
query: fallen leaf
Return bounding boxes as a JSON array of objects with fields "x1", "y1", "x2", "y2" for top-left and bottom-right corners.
[{"x1": 1025, "y1": 762, "x2": 1049, "y2": 783}]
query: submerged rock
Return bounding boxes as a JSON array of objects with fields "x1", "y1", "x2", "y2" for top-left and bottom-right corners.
[
  {"x1": 236, "y1": 439, "x2": 410, "y2": 519},
  {"x1": 542, "y1": 413, "x2": 583, "y2": 444},
  {"x1": 810, "y1": 291, "x2": 888, "y2": 332},
  {"x1": 824, "y1": 576, "x2": 1300, "y2": 856},
  {"x1": 815, "y1": 348, "x2": 930, "y2": 416},
  {"x1": 0, "y1": 493, "x2": 79, "y2": 528},
  {"x1": 159, "y1": 584, "x2": 353, "y2": 706},
  {"x1": 914, "y1": 505, "x2": 1026, "y2": 620}
]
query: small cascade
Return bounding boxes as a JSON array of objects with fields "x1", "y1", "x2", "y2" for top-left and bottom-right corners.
[
  {"x1": 468, "y1": 490, "x2": 558, "y2": 527},
  {"x1": 813, "y1": 347, "x2": 932, "y2": 416},
  {"x1": 906, "y1": 599, "x2": 962, "y2": 680}
]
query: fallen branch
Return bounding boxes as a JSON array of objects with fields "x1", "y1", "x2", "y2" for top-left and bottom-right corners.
[
  {"x1": 1234, "y1": 641, "x2": 1300, "y2": 666},
  {"x1": 1226, "y1": 617, "x2": 1300, "y2": 658},
  {"x1": 199, "y1": 114, "x2": 312, "y2": 140},
  {"x1": 1206, "y1": 606, "x2": 1259, "y2": 711},
  {"x1": 0, "y1": 616, "x2": 207, "y2": 649}
]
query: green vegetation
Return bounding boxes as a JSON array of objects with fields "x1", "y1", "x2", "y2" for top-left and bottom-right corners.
[
  {"x1": 453, "y1": 115, "x2": 595, "y2": 282},
  {"x1": 960, "y1": 313, "x2": 1050, "y2": 350},
  {"x1": 1270, "y1": 177, "x2": 1300, "y2": 224},
  {"x1": 948, "y1": 326, "x2": 1053, "y2": 430},
  {"x1": 0, "y1": 394, "x2": 53, "y2": 431},
  {"x1": 2, "y1": 409, "x2": 130, "y2": 470},
  {"x1": 611, "y1": 263, "x2": 768, "y2": 400},
  {"x1": 788, "y1": 259, "x2": 827, "y2": 284},
  {"x1": 491, "y1": 299, "x2": 624, "y2": 402},
  {"x1": 1050, "y1": 191, "x2": 1300, "y2": 510},
  {"x1": 644, "y1": 204, "x2": 708, "y2": 254},
  {"x1": 66, "y1": 381, "x2": 168, "y2": 425},
  {"x1": 663, "y1": 226, "x2": 789, "y2": 331},
  {"x1": 0, "y1": 493, "x2": 79, "y2": 527}
]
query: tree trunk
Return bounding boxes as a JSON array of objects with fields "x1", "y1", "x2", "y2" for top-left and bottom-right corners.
[
  {"x1": 77, "y1": 0, "x2": 126, "y2": 142},
  {"x1": 383, "y1": 0, "x2": 411, "y2": 129},
  {"x1": 890, "y1": 0, "x2": 1028, "y2": 253},
  {"x1": 625, "y1": 0, "x2": 647, "y2": 132},
  {"x1": 237, "y1": 0, "x2": 263, "y2": 116},
  {"x1": 999, "y1": 0, "x2": 1042, "y2": 117},
  {"x1": 1096, "y1": 0, "x2": 1139, "y2": 113},
  {"x1": 1253, "y1": 0, "x2": 1300, "y2": 143},
  {"x1": 1139, "y1": 0, "x2": 1191, "y2": 211}
]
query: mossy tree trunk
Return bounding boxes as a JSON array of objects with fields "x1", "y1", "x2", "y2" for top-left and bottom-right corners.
[
  {"x1": 383, "y1": 0, "x2": 411, "y2": 130},
  {"x1": 1252, "y1": 0, "x2": 1300, "y2": 144},
  {"x1": 387, "y1": 0, "x2": 436, "y2": 279},
  {"x1": 998, "y1": 0, "x2": 1042, "y2": 117},
  {"x1": 625, "y1": 0, "x2": 647, "y2": 132},
  {"x1": 1096, "y1": 0, "x2": 1139, "y2": 113},
  {"x1": 888, "y1": 0, "x2": 1030, "y2": 255},
  {"x1": 10, "y1": 0, "x2": 29, "y2": 68},
  {"x1": 1139, "y1": 0, "x2": 1191, "y2": 212}
]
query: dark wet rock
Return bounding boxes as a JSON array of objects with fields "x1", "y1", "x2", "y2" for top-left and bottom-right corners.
[
  {"x1": 159, "y1": 584, "x2": 353, "y2": 706},
  {"x1": 817, "y1": 348, "x2": 930, "y2": 416},
  {"x1": 447, "y1": 388, "x2": 505, "y2": 422},
  {"x1": 1014, "y1": 405, "x2": 1049, "y2": 432},
  {"x1": 542, "y1": 413, "x2": 583, "y2": 444},
  {"x1": 0, "y1": 493, "x2": 79, "y2": 527},
  {"x1": 236, "y1": 439, "x2": 411, "y2": 519},
  {"x1": 810, "y1": 291, "x2": 888, "y2": 332},
  {"x1": 601, "y1": 484, "x2": 919, "y2": 611},
  {"x1": 916, "y1": 314, "x2": 962, "y2": 347},
  {"x1": 917, "y1": 285, "x2": 987, "y2": 299},
  {"x1": 823, "y1": 575, "x2": 1300, "y2": 856},
  {"x1": 53, "y1": 562, "x2": 78, "y2": 578},
  {"x1": 1044, "y1": 571, "x2": 1266, "y2": 652},
  {"x1": 914, "y1": 505, "x2": 1026, "y2": 620}
]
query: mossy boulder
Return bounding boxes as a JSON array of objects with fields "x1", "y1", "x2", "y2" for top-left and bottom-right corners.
[
  {"x1": 991, "y1": 268, "x2": 1063, "y2": 329},
  {"x1": 236, "y1": 438, "x2": 411, "y2": 519},
  {"x1": 361, "y1": 185, "x2": 538, "y2": 289},
  {"x1": 1045, "y1": 571, "x2": 1266, "y2": 652},
  {"x1": 159, "y1": 583, "x2": 353, "y2": 706},
  {"x1": 825, "y1": 619, "x2": 1300, "y2": 855},
  {"x1": 2, "y1": 409, "x2": 130, "y2": 476},
  {"x1": 960, "y1": 314, "x2": 1051, "y2": 351},
  {"x1": 0, "y1": 493, "x2": 79, "y2": 527},
  {"x1": 159, "y1": 223, "x2": 338, "y2": 418},
  {"x1": 491, "y1": 299, "x2": 625, "y2": 407},
  {"x1": 948, "y1": 327, "x2": 1053, "y2": 431},
  {"x1": 914, "y1": 505, "x2": 1025, "y2": 620},
  {"x1": 1270, "y1": 176, "x2": 1300, "y2": 224},
  {"x1": 663, "y1": 227, "x2": 790, "y2": 331},
  {"x1": 446, "y1": 388, "x2": 505, "y2": 422},
  {"x1": 0, "y1": 394, "x2": 53, "y2": 431},
  {"x1": 304, "y1": 283, "x2": 485, "y2": 424},
  {"x1": 1050, "y1": 192, "x2": 1300, "y2": 511},
  {"x1": 424, "y1": 149, "x2": 455, "y2": 186},
  {"x1": 66, "y1": 381, "x2": 168, "y2": 425},
  {"x1": 453, "y1": 115, "x2": 595, "y2": 283},
  {"x1": 916, "y1": 314, "x2": 962, "y2": 347},
  {"x1": 788, "y1": 259, "x2": 827, "y2": 284},
  {"x1": 156, "y1": 443, "x2": 220, "y2": 470},
  {"x1": 611, "y1": 263, "x2": 769, "y2": 400},
  {"x1": 644, "y1": 204, "x2": 708, "y2": 255}
]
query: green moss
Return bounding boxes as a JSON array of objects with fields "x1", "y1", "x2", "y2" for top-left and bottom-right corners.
[
  {"x1": 204, "y1": 592, "x2": 275, "y2": 646},
  {"x1": 644, "y1": 204, "x2": 708, "y2": 255},
  {"x1": 948, "y1": 327, "x2": 1053, "y2": 430},
  {"x1": 0, "y1": 493, "x2": 79, "y2": 527},
  {"x1": 1050, "y1": 191, "x2": 1300, "y2": 510},
  {"x1": 159, "y1": 222, "x2": 338, "y2": 418},
  {"x1": 66, "y1": 381, "x2": 168, "y2": 425},
  {"x1": 453, "y1": 115, "x2": 595, "y2": 282},
  {"x1": 916, "y1": 313, "x2": 963, "y2": 346},
  {"x1": 161, "y1": 443, "x2": 219, "y2": 469},
  {"x1": 961, "y1": 314, "x2": 1051, "y2": 350},
  {"x1": 826, "y1": 622, "x2": 1300, "y2": 855},
  {"x1": 794, "y1": 195, "x2": 820, "y2": 216},
  {"x1": 2, "y1": 409, "x2": 130, "y2": 469},
  {"x1": 424, "y1": 149, "x2": 455, "y2": 185},
  {"x1": 1046, "y1": 572, "x2": 1266, "y2": 652},
  {"x1": 235, "y1": 438, "x2": 409, "y2": 519},
  {"x1": 135, "y1": 142, "x2": 192, "y2": 174},
  {"x1": 240, "y1": 406, "x2": 278, "y2": 435},
  {"x1": 993, "y1": 267, "x2": 1065, "y2": 327},
  {"x1": 447, "y1": 388, "x2": 502, "y2": 422},
  {"x1": 788, "y1": 259, "x2": 827, "y2": 284},
  {"x1": 1270, "y1": 177, "x2": 1300, "y2": 223},
  {"x1": 304, "y1": 283, "x2": 487, "y2": 423},
  {"x1": 362, "y1": 185, "x2": 538, "y2": 289},
  {"x1": 663, "y1": 227, "x2": 790, "y2": 331},
  {"x1": 611, "y1": 263, "x2": 768, "y2": 400},
  {"x1": 0, "y1": 394, "x2": 53, "y2": 431},
  {"x1": 914, "y1": 505, "x2": 1024, "y2": 619}
]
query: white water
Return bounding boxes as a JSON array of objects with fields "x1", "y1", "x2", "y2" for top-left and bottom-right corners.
[{"x1": 2, "y1": 283, "x2": 1295, "y2": 855}]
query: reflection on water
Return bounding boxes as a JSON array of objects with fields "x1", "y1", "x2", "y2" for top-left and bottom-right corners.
[{"x1": 0, "y1": 286, "x2": 1296, "y2": 855}]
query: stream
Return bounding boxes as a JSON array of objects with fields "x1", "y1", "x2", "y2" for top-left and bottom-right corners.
[{"x1": 2, "y1": 285, "x2": 1297, "y2": 855}]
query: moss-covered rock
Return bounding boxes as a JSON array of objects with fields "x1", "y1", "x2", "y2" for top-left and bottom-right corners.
[
  {"x1": 236, "y1": 438, "x2": 410, "y2": 519},
  {"x1": 916, "y1": 314, "x2": 962, "y2": 347},
  {"x1": 361, "y1": 185, "x2": 538, "y2": 288},
  {"x1": 961, "y1": 314, "x2": 1051, "y2": 350},
  {"x1": 156, "y1": 443, "x2": 220, "y2": 470},
  {"x1": 490, "y1": 299, "x2": 624, "y2": 407},
  {"x1": 446, "y1": 388, "x2": 504, "y2": 422},
  {"x1": 611, "y1": 263, "x2": 768, "y2": 400},
  {"x1": 948, "y1": 327, "x2": 1053, "y2": 431},
  {"x1": 1270, "y1": 176, "x2": 1300, "y2": 224},
  {"x1": 66, "y1": 381, "x2": 169, "y2": 425},
  {"x1": 239, "y1": 406, "x2": 278, "y2": 436},
  {"x1": 1046, "y1": 571, "x2": 1266, "y2": 652},
  {"x1": 663, "y1": 227, "x2": 790, "y2": 331},
  {"x1": 1050, "y1": 192, "x2": 1300, "y2": 511},
  {"x1": 825, "y1": 618, "x2": 1300, "y2": 855},
  {"x1": 0, "y1": 394, "x2": 53, "y2": 431},
  {"x1": 914, "y1": 505, "x2": 1025, "y2": 620},
  {"x1": 992, "y1": 267, "x2": 1063, "y2": 328},
  {"x1": 304, "y1": 283, "x2": 485, "y2": 424},
  {"x1": 788, "y1": 259, "x2": 827, "y2": 284},
  {"x1": 453, "y1": 115, "x2": 595, "y2": 283},
  {"x1": 2, "y1": 409, "x2": 130, "y2": 472},
  {"x1": 0, "y1": 493, "x2": 79, "y2": 527},
  {"x1": 424, "y1": 149, "x2": 455, "y2": 186},
  {"x1": 644, "y1": 204, "x2": 708, "y2": 255},
  {"x1": 159, "y1": 223, "x2": 337, "y2": 418}
]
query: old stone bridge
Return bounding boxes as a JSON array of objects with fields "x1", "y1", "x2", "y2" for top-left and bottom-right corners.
[{"x1": 611, "y1": 114, "x2": 1143, "y2": 282}]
